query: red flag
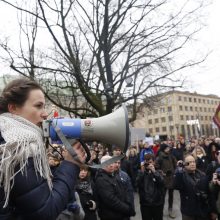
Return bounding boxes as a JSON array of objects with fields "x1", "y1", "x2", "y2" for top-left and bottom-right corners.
[
  {"x1": 53, "y1": 110, "x2": 59, "y2": 118},
  {"x1": 213, "y1": 104, "x2": 220, "y2": 129}
]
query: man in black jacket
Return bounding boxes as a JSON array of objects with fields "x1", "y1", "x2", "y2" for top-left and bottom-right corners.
[
  {"x1": 95, "y1": 155, "x2": 135, "y2": 220},
  {"x1": 136, "y1": 154, "x2": 165, "y2": 220}
]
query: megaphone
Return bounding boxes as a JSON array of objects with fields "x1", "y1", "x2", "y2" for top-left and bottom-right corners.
[{"x1": 43, "y1": 105, "x2": 130, "y2": 153}]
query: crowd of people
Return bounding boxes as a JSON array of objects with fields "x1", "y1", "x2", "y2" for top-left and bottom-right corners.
[
  {"x1": 1, "y1": 77, "x2": 220, "y2": 220},
  {"x1": 46, "y1": 135, "x2": 220, "y2": 220}
]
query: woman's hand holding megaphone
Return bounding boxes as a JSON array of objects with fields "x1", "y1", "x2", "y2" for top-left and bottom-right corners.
[{"x1": 62, "y1": 141, "x2": 87, "y2": 166}]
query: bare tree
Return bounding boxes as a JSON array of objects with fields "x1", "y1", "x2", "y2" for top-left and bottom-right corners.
[{"x1": 0, "y1": 0, "x2": 210, "y2": 120}]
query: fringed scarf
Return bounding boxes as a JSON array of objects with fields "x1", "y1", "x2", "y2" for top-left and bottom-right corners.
[{"x1": 0, "y1": 113, "x2": 52, "y2": 207}]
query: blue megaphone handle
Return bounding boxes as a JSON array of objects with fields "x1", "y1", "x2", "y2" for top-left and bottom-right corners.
[{"x1": 49, "y1": 118, "x2": 82, "y2": 142}]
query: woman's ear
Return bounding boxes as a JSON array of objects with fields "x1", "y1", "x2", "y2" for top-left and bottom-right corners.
[{"x1": 8, "y1": 103, "x2": 18, "y2": 114}]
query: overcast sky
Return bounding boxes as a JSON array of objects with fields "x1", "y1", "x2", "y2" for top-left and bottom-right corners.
[
  {"x1": 0, "y1": 0, "x2": 219, "y2": 96},
  {"x1": 184, "y1": 0, "x2": 220, "y2": 96}
]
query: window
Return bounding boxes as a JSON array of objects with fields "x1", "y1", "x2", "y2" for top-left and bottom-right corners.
[
  {"x1": 180, "y1": 115, "x2": 184, "y2": 120},
  {"x1": 178, "y1": 96, "x2": 182, "y2": 101},
  {"x1": 207, "y1": 100, "x2": 210, "y2": 104},
  {"x1": 194, "y1": 98, "x2": 197, "y2": 102},
  {"x1": 190, "y1": 106, "x2": 193, "y2": 111},
  {"x1": 200, "y1": 107, "x2": 203, "y2": 112},
  {"x1": 179, "y1": 105, "x2": 183, "y2": 111},
  {"x1": 200, "y1": 116, "x2": 203, "y2": 120},
  {"x1": 204, "y1": 107, "x2": 207, "y2": 112},
  {"x1": 184, "y1": 97, "x2": 187, "y2": 101},
  {"x1": 161, "y1": 117, "x2": 166, "y2": 123},
  {"x1": 205, "y1": 116, "x2": 208, "y2": 120},
  {"x1": 162, "y1": 127, "x2": 167, "y2": 132},
  {"x1": 168, "y1": 116, "x2": 173, "y2": 121},
  {"x1": 185, "y1": 106, "x2": 188, "y2": 111},
  {"x1": 186, "y1": 115, "x2": 189, "y2": 120},
  {"x1": 198, "y1": 99, "x2": 201, "y2": 103},
  {"x1": 189, "y1": 97, "x2": 192, "y2": 102},
  {"x1": 155, "y1": 118, "x2": 159, "y2": 123},
  {"x1": 191, "y1": 115, "x2": 194, "y2": 120},
  {"x1": 153, "y1": 109, "x2": 158, "y2": 114},
  {"x1": 148, "y1": 119, "x2": 152, "y2": 124},
  {"x1": 149, "y1": 128, "x2": 153, "y2": 133},
  {"x1": 195, "y1": 107, "x2": 198, "y2": 111},
  {"x1": 203, "y1": 99, "x2": 206, "y2": 104},
  {"x1": 167, "y1": 106, "x2": 172, "y2": 112},
  {"x1": 155, "y1": 127, "x2": 160, "y2": 132},
  {"x1": 160, "y1": 107, "x2": 165, "y2": 113}
]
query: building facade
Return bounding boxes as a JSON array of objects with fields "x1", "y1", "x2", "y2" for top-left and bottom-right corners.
[{"x1": 133, "y1": 90, "x2": 220, "y2": 139}]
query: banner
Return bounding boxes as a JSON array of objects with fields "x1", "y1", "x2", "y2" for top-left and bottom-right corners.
[{"x1": 213, "y1": 104, "x2": 220, "y2": 129}]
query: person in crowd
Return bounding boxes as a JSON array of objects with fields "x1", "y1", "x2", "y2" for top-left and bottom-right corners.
[
  {"x1": 56, "y1": 191, "x2": 85, "y2": 220},
  {"x1": 172, "y1": 140, "x2": 185, "y2": 161},
  {"x1": 136, "y1": 154, "x2": 165, "y2": 220},
  {"x1": 174, "y1": 154, "x2": 211, "y2": 220},
  {"x1": 0, "y1": 78, "x2": 86, "y2": 220},
  {"x1": 112, "y1": 145, "x2": 135, "y2": 185},
  {"x1": 139, "y1": 141, "x2": 154, "y2": 171},
  {"x1": 192, "y1": 146, "x2": 209, "y2": 173},
  {"x1": 95, "y1": 155, "x2": 135, "y2": 220},
  {"x1": 207, "y1": 138, "x2": 220, "y2": 163},
  {"x1": 76, "y1": 165, "x2": 97, "y2": 220},
  {"x1": 127, "y1": 147, "x2": 139, "y2": 191},
  {"x1": 209, "y1": 167, "x2": 220, "y2": 220},
  {"x1": 206, "y1": 150, "x2": 220, "y2": 181},
  {"x1": 156, "y1": 143, "x2": 176, "y2": 218},
  {"x1": 114, "y1": 160, "x2": 135, "y2": 215}
]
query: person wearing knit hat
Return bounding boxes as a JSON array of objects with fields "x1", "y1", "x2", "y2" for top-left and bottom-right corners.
[
  {"x1": 95, "y1": 155, "x2": 135, "y2": 220},
  {"x1": 159, "y1": 143, "x2": 170, "y2": 152},
  {"x1": 100, "y1": 155, "x2": 112, "y2": 164},
  {"x1": 156, "y1": 143, "x2": 176, "y2": 218}
]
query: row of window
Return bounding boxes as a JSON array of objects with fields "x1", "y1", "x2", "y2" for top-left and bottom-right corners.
[
  {"x1": 149, "y1": 124, "x2": 216, "y2": 134},
  {"x1": 148, "y1": 106, "x2": 217, "y2": 115},
  {"x1": 178, "y1": 96, "x2": 219, "y2": 105},
  {"x1": 148, "y1": 115, "x2": 213, "y2": 124},
  {"x1": 180, "y1": 115, "x2": 212, "y2": 121},
  {"x1": 179, "y1": 106, "x2": 215, "y2": 112}
]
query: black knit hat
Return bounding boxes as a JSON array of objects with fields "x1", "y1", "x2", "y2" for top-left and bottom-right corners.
[{"x1": 160, "y1": 143, "x2": 170, "y2": 152}]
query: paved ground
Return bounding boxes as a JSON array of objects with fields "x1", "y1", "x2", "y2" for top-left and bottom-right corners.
[{"x1": 132, "y1": 190, "x2": 181, "y2": 220}]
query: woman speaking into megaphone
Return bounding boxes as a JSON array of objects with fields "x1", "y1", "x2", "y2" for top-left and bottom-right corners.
[{"x1": 0, "y1": 78, "x2": 86, "y2": 220}]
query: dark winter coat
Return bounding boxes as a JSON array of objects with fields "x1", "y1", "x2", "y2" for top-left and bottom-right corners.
[
  {"x1": 174, "y1": 168, "x2": 210, "y2": 218},
  {"x1": 0, "y1": 158, "x2": 79, "y2": 220},
  {"x1": 156, "y1": 151, "x2": 176, "y2": 189},
  {"x1": 95, "y1": 169, "x2": 133, "y2": 220},
  {"x1": 76, "y1": 178, "x2": 97, "y2": 220},
  {"x1": 136, "y1": 170, "x2": 165, "y2": 206}
]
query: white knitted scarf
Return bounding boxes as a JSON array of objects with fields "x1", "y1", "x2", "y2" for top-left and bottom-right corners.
[{"x1": 0, "y1": 113, "x2": 52, "y2": 207}]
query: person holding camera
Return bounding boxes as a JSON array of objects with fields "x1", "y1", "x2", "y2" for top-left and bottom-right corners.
[
  {"x1": 136, "y1": 153, "x2": 165, "y2": 220},
  {"x1": 0, "y1": 78, "x2": 87, "y2": 220},
  {"x1": 174, "y1": 154, "x2": 211, "y2": 220},
  {"x1": 76, "y1": 165, "x2": 97, "y2": 220}
]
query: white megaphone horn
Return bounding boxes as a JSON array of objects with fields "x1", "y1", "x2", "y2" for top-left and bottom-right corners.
[{"x1": 43, "y1": 105, "x2": 130, "y2": 153}]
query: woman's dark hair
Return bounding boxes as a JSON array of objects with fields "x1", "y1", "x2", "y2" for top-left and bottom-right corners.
[{"x1": 0, "y1": 78, "x2": 43, "y2": 113}]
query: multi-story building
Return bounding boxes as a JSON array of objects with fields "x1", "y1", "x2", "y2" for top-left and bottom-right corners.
[{"x1": 133, "y1": 90, "x2": 220, "y2": 139}]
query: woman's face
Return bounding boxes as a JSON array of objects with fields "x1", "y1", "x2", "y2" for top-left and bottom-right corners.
[
  {"x1": 79, "y1": 169, "x2": 88, "y2": 179},
  {"x1": 10, "y1": 89, "x2": 48, "y2": 126}
]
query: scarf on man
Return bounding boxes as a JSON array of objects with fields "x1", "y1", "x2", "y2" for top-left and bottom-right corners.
[{"x1": 0, "y1": 113, "x2": 52, "y2": 207}]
